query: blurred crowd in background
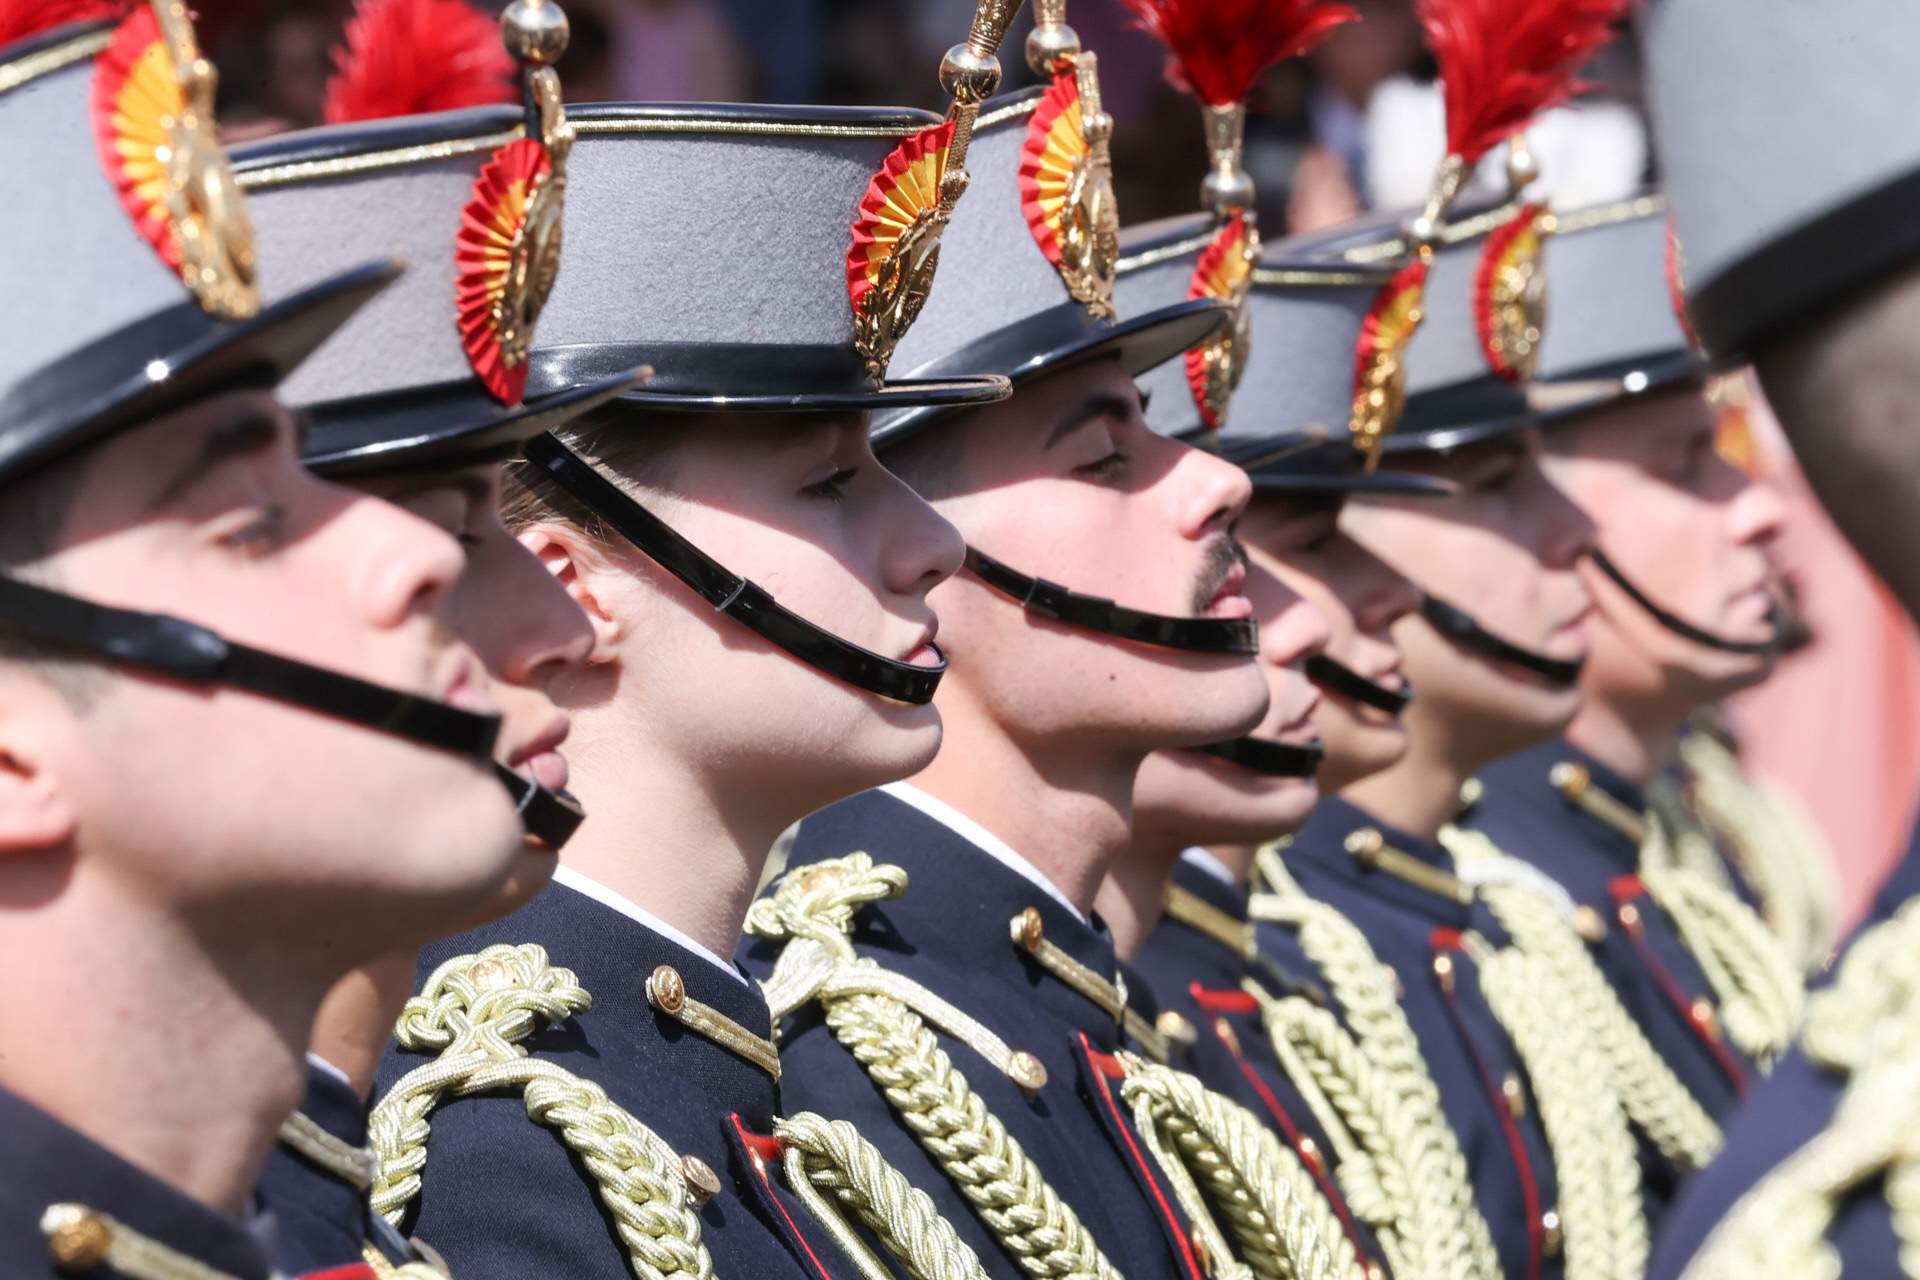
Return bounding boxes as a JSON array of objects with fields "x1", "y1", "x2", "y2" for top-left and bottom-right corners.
[{"x1": 207, "y1": 0, "x2": 1920, "y2": 928}]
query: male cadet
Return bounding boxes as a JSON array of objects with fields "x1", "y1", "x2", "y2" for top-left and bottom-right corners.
[
  {"x1": 1456, "y1": 198, "x2": 1807, "y2": 1124},
  {"x1": 1618, "y1": 3, "x2": 1920, "y2": 1274},
  {"x1": 352, "y1": 6, "x2": 1030, "y2": 1280},
  {"x1": 0, "y1": 4, "x2": 540, "y2": 1277},
  {"x1": 229, "y1": 1, "x2": 646, "y2": 1272},
  {"x1": 747, "y1": 7, "x2": 1366, "y2": 1280}
]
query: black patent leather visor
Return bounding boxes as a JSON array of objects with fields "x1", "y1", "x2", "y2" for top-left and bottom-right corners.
[
  {"x1": 1305, "y1": 654, "x2": 1412, "y2": 716},
  {"x1": 1419, "y1": 595, "x2": 1584, "y2": 688},
  {"x1": 963, "y1": 547, "x2": 1258, "y2": 656},
  {"x1": 1198, "y1": 737, "x2": 1325, "y2": 777},
  {"x1": 1588, "y1": 550, "x2": 1781, "y2": 658},
  {"x1": 523, "y1": 433, "x2": 946, "y2": 704},
  {"x1": 0, "y1": 575, "x2": 500, "y2": 760}
]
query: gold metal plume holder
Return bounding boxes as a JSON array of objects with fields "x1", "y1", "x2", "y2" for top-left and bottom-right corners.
[{"x1": 497, "y1": 0, "x2": 573, "y2": 370}]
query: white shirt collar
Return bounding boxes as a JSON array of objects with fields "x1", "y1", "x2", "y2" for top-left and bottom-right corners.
[
  {"x1": 879, "y1": 782, "x2": 1087, "y2": 923},
  {"x1": 1179, "y1": 846, "x2": 1240, "y2": 890},
  {"x1": 551, "y1": 864, "x2": 749, "y2": 986},
  {"x1": 304, "y1": 1052, "x2": 355, "y2": 1092}
]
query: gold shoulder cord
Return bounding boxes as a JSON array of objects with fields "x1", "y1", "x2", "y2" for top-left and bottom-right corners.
[
  {"x1": 1673, "y1": 730, "x2": 1839, "y2": 976},
  {"x1": 1248, "y1": 845, "x2": 1503, "y2": 1280},
  {"x1": 368, "y1": 941, "x2": 990, "y2": 1280},
  {"x1": 1438, "y1": 826, "x2": 1724, "y2": 1171},
  {"x1": 750, "y1": 853, "x2": 1359, "y2": 1280},
  {"x1": 1555, "y1": 761, "x2": 1804, "y2": 1066},
  {"x1": 39, "y1": 1205, "x2": 249, "y2": 1280},
  {"x1": 1682, "y1": 898, "x2": 1920, "y2": 1280}
]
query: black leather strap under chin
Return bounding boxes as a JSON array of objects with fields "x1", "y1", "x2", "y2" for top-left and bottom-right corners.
[
  {"x1": 1305, "y1": 654, "x2": 1412, "y2": 716},
  {"x1": 523, "y1": 433, "x2": 946, "y2": 705},
  {"x1": 493, "y1": 763, "x2": 586, "y2": 850},
  {"x1": 962, "y1": 547, "x2": 1259, "y2": 656},
  {"x1": 0, "y1": 574, "x2": 500, "y2": 760},
  {"x1": 1589, "y1": 549, "x2": 1781, "y2": 657},
  {"x1": 1198, "y1": 737, "x2": 1325, "y2": 777},
  {"x1": 1419, "y1": 594, "x2": 1585, "y2": 688}
]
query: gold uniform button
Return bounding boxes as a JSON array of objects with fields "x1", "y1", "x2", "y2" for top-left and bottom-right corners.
[
  {"x1": 1297, "y1": 1136, "x2": 1321, "y2": 1172},
  {"x1": 1691, "y1": 997, "x2": 1723, "y2": 1042},
  {"x1": 468, "y1": 956, "x2": 514, "y2": 991},
  {"x1": 1366, "y1": 1263, "x2": 1390, "y2": 1280},
  {"x1": 648, "y1": 964, "x2": 687, "y2": 1015},
  {"x1": 1432, "y1": 952, "x2": 1456, "y2": 996},
  {"x1": 42, "y1": 1204, "x2": 111, "y2": 1270},
  {"x1": 1208, "y1": 1016, "x2": 1240, "y2": 1057},
  {"x1": 1008, "y1": 1050, "x2": 1049, "y2": 1093},
  {"x1": 1616, "y1": 902, "x2": 1642, "y2": 931},
  {"x1": 680, "y1": 1155, "x2": 722, "y2": 1206},
  {"x1": 1013, "y1": 906, "x2": 1046, "y2": 951},
  {"x1": 1571, "y1": 905, "x2": 1608, "y2": 943},
  {"x1": 1156, "y1": 1010, "x2": 1197, "y2": 1047},
  {"x1": 1541, "y1": 1208, "x2": 1564, "y2": 1258},
  {"x1": 1501, "y1": 1072, "x2": 1527, "y2": 1119}
]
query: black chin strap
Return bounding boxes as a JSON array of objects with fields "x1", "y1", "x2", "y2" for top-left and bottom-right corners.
[
  {"x1": 1305, "y1": 654, "x2": 1412, "y2": 716},
  {"x1": 0, "y1": 574, "x2": 500, "y2": 760},
  {"x1": 962, "y1": 547, "x2": 1258, "y2": 656},
  {"x1": 493, "y1": 763, "x2": 586, "y2": 851},
  {"x1": 1419, "y1": 594, "x2": 1585, "y2": 688},
  {"x1": 1198, "y1": 737, "x2": 1325, "y2": 777},
  {"x1": 1588, "y1": 549, "x2": 1782, "y2": 657},
  {"x1": 523, "y1": 433, "x2": 945, "y2": 705}
]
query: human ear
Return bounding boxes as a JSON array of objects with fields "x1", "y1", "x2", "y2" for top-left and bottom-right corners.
[
  {"x1": 0, "y1": 697, "x2": 78, "y2": 855},
  {"x1": 519, "y1": 525, "x2": 625, "y2": 665}
]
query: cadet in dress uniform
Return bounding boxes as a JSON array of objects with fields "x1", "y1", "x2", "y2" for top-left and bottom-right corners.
[
  {"x1": 1627, "y1": 1, "x2": 1920, "y2": 1273},
  {"x1": 1457, "y1": 198, "x2": 1807, "y2": 1120},
  {"x1": 745, "y1": 5, "x2": 1376, "y2": 1279},
  {"x1": 231, "y1": 2, "x2": 644, "y2": 1272},
  {"x1": 0, "y1": 4, "x2": 537, "y2": 1277},
  {"x1": 360, "y1": 6, "x2": 1027, "y2": 1279}
]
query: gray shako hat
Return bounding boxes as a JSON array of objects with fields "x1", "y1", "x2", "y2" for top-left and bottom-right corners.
[
  {"x1": 0, "y1": 4, "x2": 396, "y2": 490},
  {"x1": 0, "y1": 1, "x2": 507, "y2": 776},
  {"x1": 1640, "y1": 0, "x2": 1920, "y2": 359},
  {"x1": 495, "y1": 0, "x2": 1025, "y2": 710},
  {"x1": 234, "y1": 0, "x2": 644, "y2": 482},
  {"x1": 1528, "y1": 191, "x2": 1781, "y2": 659},
  {"x1": 870, "y1": 19, "x2": 1231, "y2": 448}
]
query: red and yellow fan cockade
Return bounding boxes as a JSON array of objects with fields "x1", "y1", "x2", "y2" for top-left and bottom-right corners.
[
  {"x1": 847, "y1": 121, "x2": 955, "y2": 381},
  {"x1": 1474, "y1": 197, "x2": 1549, "y2": 381},
  {"x1": 1351, "y1": 259, "x2": 1426, "y2": 464},
  {"x1": 455, "y1": 138, "x2": 551, "y2": 403},
  {"x1": 1401, "y1": 0, "x2": 1629, "y2": 383},
  {"x1": 1019, "y1": 71, "x2": 1090, "y2": 274},
  {"x1": 90, "y1": 0, "x2": 259, "y2": 319},
  {"x1": 1665, "y1": 212, "x2": 1704, "y2": 355},
  {"x1": 1185, "y1": 212, "x2": 1256, "y2": 429}
]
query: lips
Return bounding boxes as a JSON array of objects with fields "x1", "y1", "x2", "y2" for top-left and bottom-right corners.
[
  {"x1": 901, "y1": 619, "x2": 944, "y2": 668},
  {"x1": 438, "y1": 651, "x2": 499, "y2": 718},
  {"x1": 1204, "y1": 561, "x2": 1254, "y2": 620},
  {"x1": 507, "y1": 716, "x2": 571, "y2": 793}
]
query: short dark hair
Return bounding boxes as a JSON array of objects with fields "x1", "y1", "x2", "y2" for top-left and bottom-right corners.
[
  {"x1": 500, "y1": 404, "x2": 694, "y2": 548},
  {"x1": 0, "y1": 457, "x2": 106, "y2": 703}
]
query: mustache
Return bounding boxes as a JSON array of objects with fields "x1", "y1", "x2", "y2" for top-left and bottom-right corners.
[{"x1": 1190, "y1": 536, "x2": 1249, "y2": 614}]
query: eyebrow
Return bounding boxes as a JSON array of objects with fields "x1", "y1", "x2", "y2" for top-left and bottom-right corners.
[
  {"x1": 1043, "y1": 392, "x2": 1138, "y2": 450},
  {"x1": 386, "y1": 471, "x2": 496, "y2": 511},
  {"x1": 146, "y1": 409, "x2": 287, "y2": 513}
]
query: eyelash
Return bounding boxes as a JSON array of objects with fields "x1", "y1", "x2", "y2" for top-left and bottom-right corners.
[
  {"x1": 1477, "y1": 464, "x2": 1518, "y2": 493},
  {"x1": 805, "y1": 467, "x2": 860, "y2": 501},
  {"x1": 1301, "y1": 529, "x2": 1336, "y2": 553},
  {"x1": 1076, "y1": 450, "x2": 1131, "y2": 482},
  {"x1": 218, "y1": 503, "x2": 287, "y2": 553}
]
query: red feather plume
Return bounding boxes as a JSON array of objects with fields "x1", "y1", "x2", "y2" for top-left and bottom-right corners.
[
  {"x1": 1118, "y1": 0, "x2": 1359, "y2": 106},
  {"x1": 322, "y1": 0, "x2": 516, "y2": 125},
  {"x1": 0, "y1": 0, "x2": 125, "y2": 49},
  {"x1": 1415, "y1": 0, "x2": 1628, "y2": 165}
]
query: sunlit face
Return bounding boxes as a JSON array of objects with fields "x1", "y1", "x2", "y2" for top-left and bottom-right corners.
[
  {"x1": 907, "y1": 358, "x2": 1269, "y2": 755},
  {"x1": 536, "y1": 412, "x2": 963, "y2": 812},
  {"x1": 1250, "y1": 494, "x2": 1423, "y2": 792},
  {"x1": 0, "y1": 392, "x2": 524, "y2": 951},
  {"x1": 1344, "y1": 429, "x2": 1596, "y2": 763},
  {"x1": 1543, "y1": 388, "x2": 1787, "y2": 711},
  {"x1": 1133, "y1": 491, "x2": 1333, "y2": 845},
  {"x1": 357, "y1": 463, "x2": 594, "y2": 918}
]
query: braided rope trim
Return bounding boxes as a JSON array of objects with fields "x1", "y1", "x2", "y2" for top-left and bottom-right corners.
[
  {"x1": 1249, "y1": 846, "x2": 1503, "y2": 1280},
  {"x1": 363, "y1": 1244, "x2": 453, "y2": 1280},
  {"x1": 1681, "y1": 900, "x2": 1920, "y2": 1280},
  {"x1": 1474, "y1": 943, "x2": 1647, "y2": 1280},
  {"x1": 366, "y1": 944, "x2": 718, "y2": 1280},
  {"x1": 38, "y1": 1205, "x2": 246, "y2": 1280},
  {"x1": 1676, "y1": 731, "x2": 1838, "y2": 974},
  {"x1": 1118, "y1": 1057, "x2": 1364, "y2": 1280},
  {"x1": 1440, "y1": 826, "x2": 1724, "y2": 1172}
]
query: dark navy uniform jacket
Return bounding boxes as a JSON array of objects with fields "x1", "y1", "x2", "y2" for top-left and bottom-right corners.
[
  {"x1": 1465, "y1": 740, "x2": 1756, "y2": 1125},
  {"x1": 1131, "y1": 853, "x2": 1390, "y2": 1276},
  {"x1": 0, "y1": 1085, "x2": 282, "y2": 1280},
  {"x1": 258, "y1": 1059, "x2": 418, "y2": 1276},
  {"x1": 1257, "y1": 796, "x2": 1562, "y2": 1280},
  {"x1": 374, "y1": 879, "x2": 848, "y2": 1280},
  {"x1": 746, "y1": 788, "x2": 1212, "y2": 1280},
  {"x1": 1647, "y1": 838, "x2": 1920, "y2": 1279}
]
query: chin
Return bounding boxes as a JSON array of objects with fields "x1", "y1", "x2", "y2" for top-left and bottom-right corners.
[{"x1": 1166, "y1": 666, "x2": 1273, "y2": 746}]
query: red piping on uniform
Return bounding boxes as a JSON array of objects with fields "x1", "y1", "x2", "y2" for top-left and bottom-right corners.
[
  {"x1": 299, "y1": 1267, "x2": 378, "y2": 1280},
  {"x1": 1187, "y1": 983, "x2": 1260, "y2": 1016},
  {"x1": 1081, "y1": 1034, "x2": 1208, "y2": 1280},
  {"x1": 730, "y1": 1113, "x2": 838, "y2": 1280},
  {"x1": 1431, "y1": 928, "x2": 1545, "y2": 1280},
  {"x1": 1607, "y1": 877, "x2": 1749, "y2": 1095}
]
